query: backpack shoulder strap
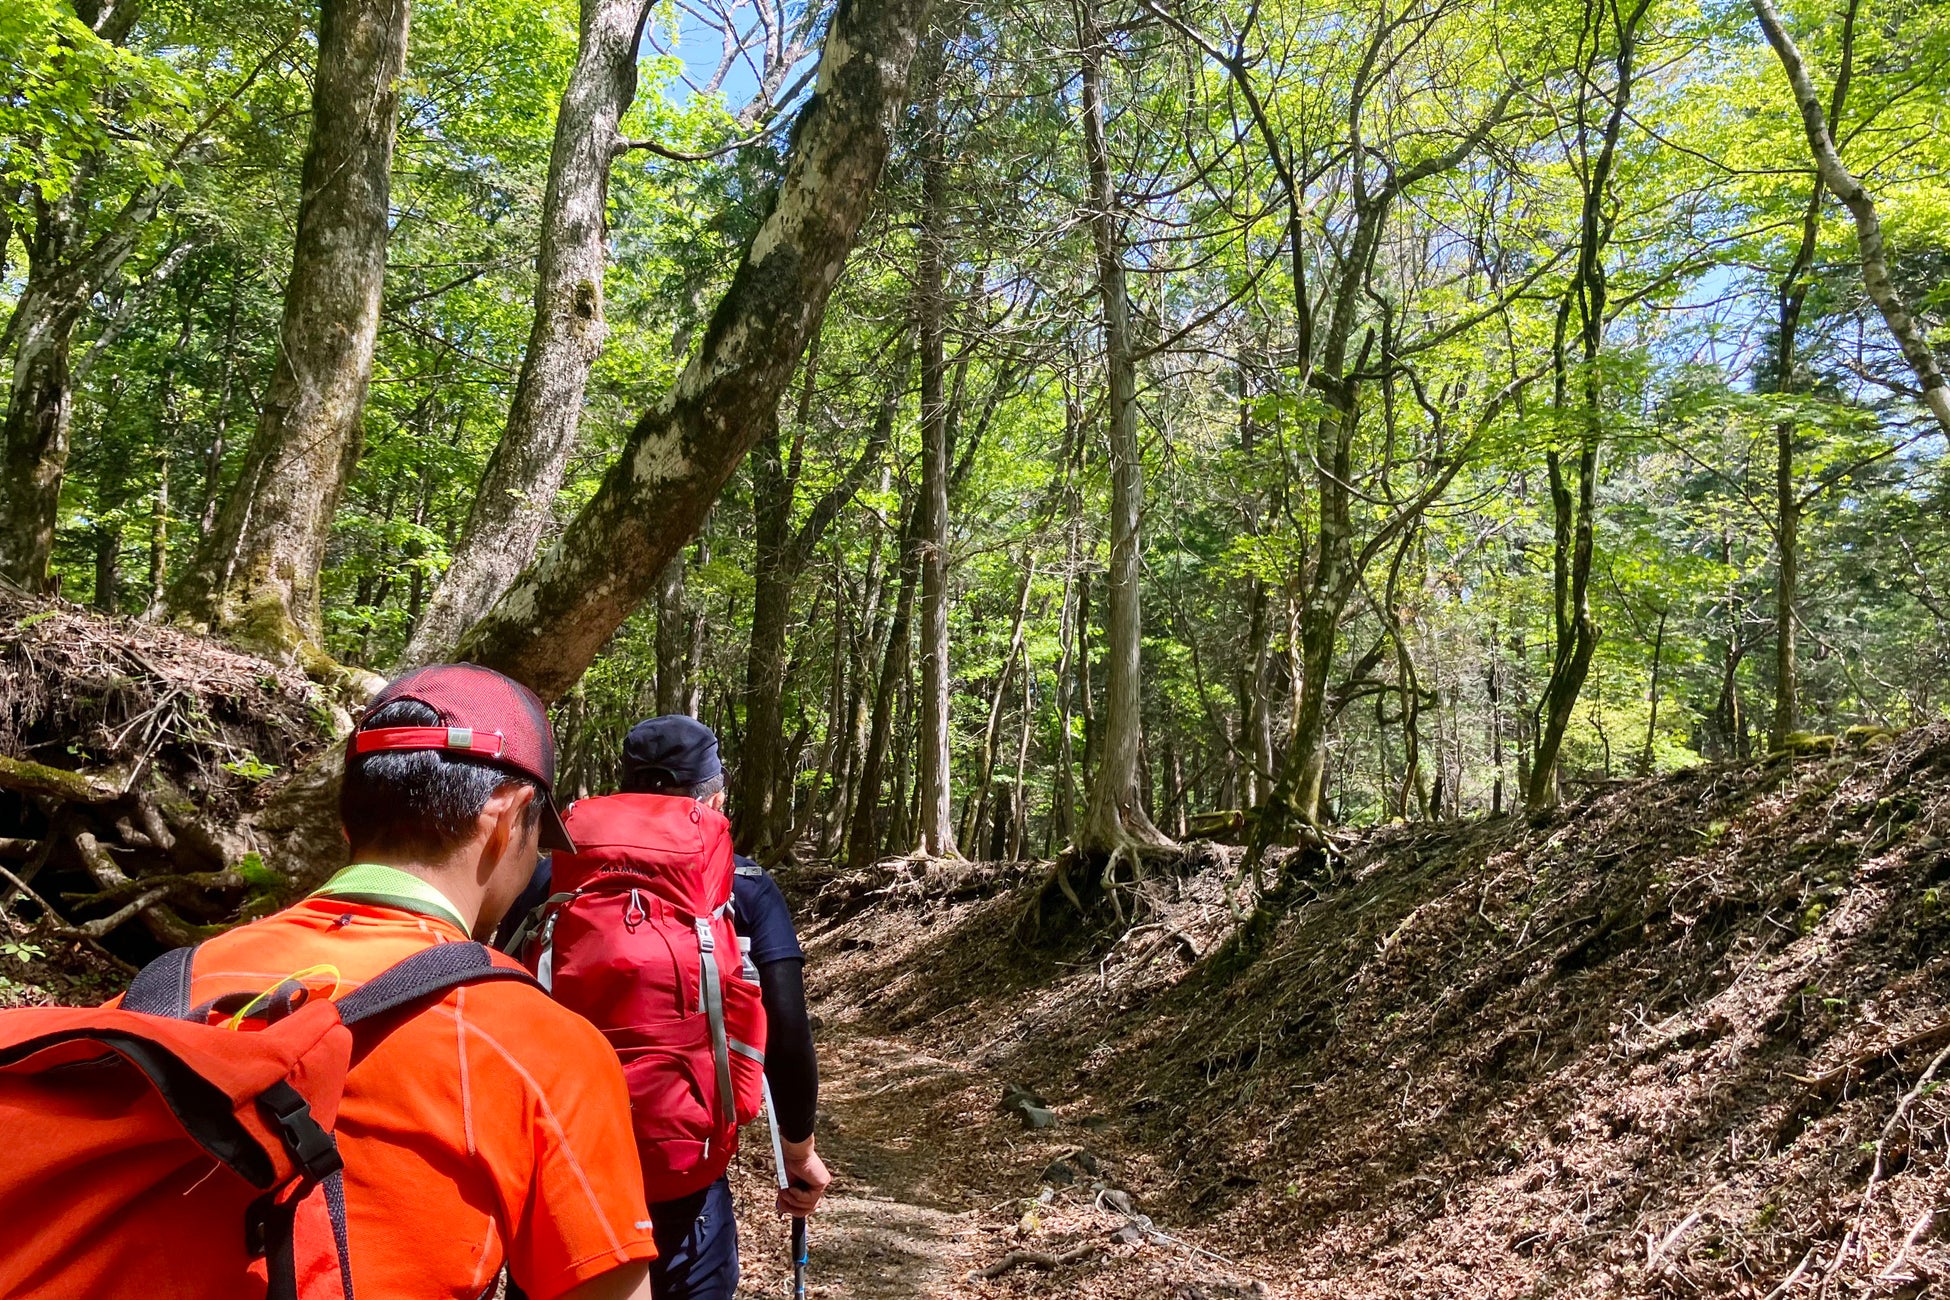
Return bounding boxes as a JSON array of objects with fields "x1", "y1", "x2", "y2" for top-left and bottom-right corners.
[
  {"x1": 123, "y1": 944, "x2": 197, "y2": 1019},
  {"x1": 499, "y1": 891, "x2": 578, "y2": 959},
  {"x1": 334, "y1": 941, "x2": 536, "y2": 1029}
]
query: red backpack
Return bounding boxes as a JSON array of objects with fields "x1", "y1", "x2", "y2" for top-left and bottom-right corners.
[
  {"x1": 512, "y1": 793, "x2": 767, "y2": 1201},
  {"x1": 0, "y1": 940, "x2": 533, "y2": 1299}
]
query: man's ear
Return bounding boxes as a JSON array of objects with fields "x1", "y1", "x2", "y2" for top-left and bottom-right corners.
[{"x1": 478, "y1": 784, "x2": 537, "y2": 876}]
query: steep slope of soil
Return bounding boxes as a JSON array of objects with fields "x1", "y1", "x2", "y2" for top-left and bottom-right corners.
[
  {"x1": 777, "y1": 725, "x2": 1950, "y2": 1297},
  {"x1": 0, "y1": 593, "x2": 337, "y2": 971}
]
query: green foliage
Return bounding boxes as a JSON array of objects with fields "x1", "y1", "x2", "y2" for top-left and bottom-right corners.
[{"x1": 6, "y1": 0, "x2": 1949, "y2": 861}]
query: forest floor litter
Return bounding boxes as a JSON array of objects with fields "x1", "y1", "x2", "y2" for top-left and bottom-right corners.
[
  {"x1": 4, "y1": 608, "x2": 1949, "y2": 1296},
  {"x1": 728, "y1": 724, "x2": 1950, "y2": 1297}
]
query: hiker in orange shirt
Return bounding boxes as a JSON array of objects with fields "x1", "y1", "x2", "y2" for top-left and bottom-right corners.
[{"x1": 89, "y1": 665, "x2": 660, "y2": 1299}]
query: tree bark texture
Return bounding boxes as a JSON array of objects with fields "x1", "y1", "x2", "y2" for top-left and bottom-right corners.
[
  {"x1": 400, "y1": 0, "x2": 655, "y2": 665},
  {"x1": 914, "y1": 91, "x2": 957, "y2": 858},
  {"x1": 654, "y1": 553, "x2": 691, "y2": 714},
  {"x1": 1751, "y1": 0, "x2": 1950, "y2": 438},
  {"x1": 170, "y1": 0, "x2": 412, "y2": 663},
  {"x1": 1075, "y1": 4, "x2": 1166, "y2": 858},
  {"x1": 455, "y1": 0, "x2": 933, "y2": 699}
]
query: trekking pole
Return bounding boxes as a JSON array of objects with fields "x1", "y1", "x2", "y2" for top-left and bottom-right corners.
[{"x1": 762, "y1": 1077, "x2": 809, "y2": 1300}]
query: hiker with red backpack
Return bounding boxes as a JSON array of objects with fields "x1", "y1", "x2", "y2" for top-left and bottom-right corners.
[
  {"x1": 504, "y1": 715, "x2": 829, "y2": 1300},
  {"x1": 0, "y1": 664, "x2": 659, "y2": 1300}
]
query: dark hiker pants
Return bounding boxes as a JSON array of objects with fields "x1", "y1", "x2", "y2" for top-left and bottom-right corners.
[
  {"x1": 649, "y1": 1175, "x2": 741, "y2": 1300},
  {"x1": 502, "y1": 1175, "x2": 738, "y2": 1300}
]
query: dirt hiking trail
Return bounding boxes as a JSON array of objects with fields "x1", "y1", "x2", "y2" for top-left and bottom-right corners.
[{"x1": 730, "y1": 1027, "x2": 1278, "y2": 1299}]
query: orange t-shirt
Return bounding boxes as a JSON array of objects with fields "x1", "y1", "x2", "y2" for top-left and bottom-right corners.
[{"x1": 173, "y1": 896, "x2": 656, "y2": 1299}]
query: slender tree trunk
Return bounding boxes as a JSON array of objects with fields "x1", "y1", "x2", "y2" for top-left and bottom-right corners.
[
  {"x1": 1767, "y1": 46, "x2": 1843, "y2": 745},
  {"x1": 1053, "y1": 544, "x2": 1080, "y2": 846},
  {"x1": 1526, "y1": 0, "x2": 1647, "y2": 808},
  {"x1": 1009, "y1": 656, "x2": 1033, "y2": 859},
  {"x1": 1487, "y1": 620, "x2": 1506, "y2": 815},
  {"x1": 914, "y1": 90, "x2": 957, "y2": 857},
  {"x1": 170, "y1": 0, "x2": 413, "y2": 665},
  {"x1": 200, "y1": 281, "x2": 241, "y2": 535},
  {"x1": 962, "y1": 556, "x2": 1034, "y2": 846},
  {"x1": 1529, "y1": 438, "x2": 1600, "y2": 806},
  {"x1": 683, "y1": 543, "x2": 708, "y2": 718},
  {"x1": 1074, "y1": 3, "x2": 1167, "y2": 857},
  {"x1": 848, "y1": 505, "x2": 920, "y2": 869},
  {"x1": 1751, "y1": 0, "x2": 1950, "y2": 437},
  {"x1": 1242, "y1": 581, "x2": 1275, "y2": 805},
  {"x1": 400, "y1": 0, "x2": 655, "y2": 664},
  {"x1": 146, "y1": 453, "x2": 169, "y2": 613},
  {"x1": 1075, "y1": 558, "x2": 1096, "y2": 783},
  {"x1": 93, "y1": 459, "x2": 125, "y2": 613},
  {"x1": 1638, "y1": 608, "x2": 1666, "y2": 775},
  {"x1": 456, "y1": 0, "x2": 932, "y2": 698},
  {"x1": 655, "y1": 553, "x2": 690, "y2": 714},
  {"x1": 1773, "y1": 436, "x2": 1801, "y2": 745},
  {"x1": 740, "y1": 424, "x2": 797, "y2": 848},
  {"x1": 832, "y1": 472, "x2": 891, "y2": 849}
]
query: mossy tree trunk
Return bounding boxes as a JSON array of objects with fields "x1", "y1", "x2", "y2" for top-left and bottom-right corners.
[
  {"x1": 454, "y1": 0, "x2": 933, "y2": 698},
  {"x1": 170, "y1": 0, "x2": 412, "y2": 666}
]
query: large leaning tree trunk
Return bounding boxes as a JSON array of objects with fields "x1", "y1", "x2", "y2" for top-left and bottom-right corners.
[
  {"x1": 1073, "y1": 0, "x2": 1168, "y2": 862},
  {"x1": 1526, "y1": 0, "x2": 1647, "y2": 809},
  {"x1": 398, "y1": 0, "x2": 656, "y2": 665},
  {"x1": 1751, "y1": 0, "x2": 1950, "y2": 439},
  {"x1": 453, "y1": 0, "x2": 933, "y2": 699},
  {"x1": 169, "y1": 0, "x2": 412, "y2": 667}
]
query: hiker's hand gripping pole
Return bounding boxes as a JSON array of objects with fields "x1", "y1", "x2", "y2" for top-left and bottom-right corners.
[{"x1": 763, "y1": 1076, "x2": 809, "y2": 1300}]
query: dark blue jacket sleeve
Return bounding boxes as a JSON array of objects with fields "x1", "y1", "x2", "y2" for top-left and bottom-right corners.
[
  {"x1": 733, "y1": 865, "x2": 804, "y2": 966},
  {"x1": 733, "y1": 861, "x2": 816, "y2": 1141}
]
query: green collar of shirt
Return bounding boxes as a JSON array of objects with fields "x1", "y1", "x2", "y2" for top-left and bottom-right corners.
[{"x1": 311, "y1": 863, "x2": 472, "y2": 936}]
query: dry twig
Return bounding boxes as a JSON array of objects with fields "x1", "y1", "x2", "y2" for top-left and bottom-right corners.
[{"x1": 970, "y1": 1241, "x2": 1100, "y2": 1279}]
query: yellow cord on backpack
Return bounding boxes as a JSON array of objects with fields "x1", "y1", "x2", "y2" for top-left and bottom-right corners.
[{"x1": 223, "y1": 965, "x2": 343, "y2": 1030}]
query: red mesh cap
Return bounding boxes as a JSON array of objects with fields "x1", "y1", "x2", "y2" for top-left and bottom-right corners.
[{"x1": 349, "y1": 664, "x2": 575, "y2": 852}]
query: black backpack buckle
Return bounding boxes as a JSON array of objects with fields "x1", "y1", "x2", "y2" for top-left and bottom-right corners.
[{"x1": 256, "y1": 1080, "x2": 344, "y2": 1181}]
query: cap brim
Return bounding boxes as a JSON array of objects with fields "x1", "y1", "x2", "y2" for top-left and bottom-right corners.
[{"x1": 538, "y1": 790, "x2": 576, "y2": 853}]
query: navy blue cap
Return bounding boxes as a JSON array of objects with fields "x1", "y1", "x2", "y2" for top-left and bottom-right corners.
[{"x1": 622, "y1": 715, "x2": 723, "y2": 792}]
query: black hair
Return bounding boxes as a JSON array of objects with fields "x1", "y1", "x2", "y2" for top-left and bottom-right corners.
[
  {"x1": 619, "y1": 770, "x2": 725, "y2": 801},
  {"x1": 342, "y1": 699, "x2": 543, "y2": 858}
]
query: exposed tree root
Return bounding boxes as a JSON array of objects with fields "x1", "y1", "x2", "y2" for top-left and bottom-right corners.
[
  {"x1": 969, "y1": 1241, "x2": 1101, "y2": 1280},
  {"x1": 0, "y1": 590, "x2": 335, "y2": 961}
]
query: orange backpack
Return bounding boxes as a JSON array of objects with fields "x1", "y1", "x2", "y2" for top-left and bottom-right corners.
[{"x1": 0, "y1": 941, "x2": 533, "y2": 1299}]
